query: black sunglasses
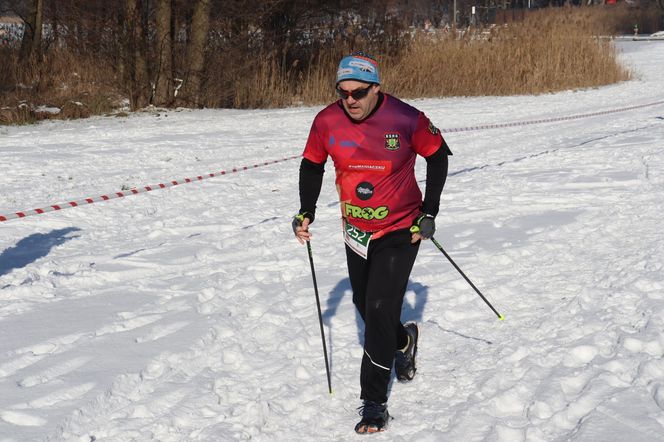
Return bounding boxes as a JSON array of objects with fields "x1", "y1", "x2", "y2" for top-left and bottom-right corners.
[{"x1": 336, "y1": 84, "x2": 373, "y2": 101}]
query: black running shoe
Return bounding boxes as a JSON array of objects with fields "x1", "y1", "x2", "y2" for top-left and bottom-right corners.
[
  {"x1": 395, "y1": 322, "x2": 418, "y2": 381},
  {"x1": 354, "y1": 400, "x2": 390, "y2": 434}
]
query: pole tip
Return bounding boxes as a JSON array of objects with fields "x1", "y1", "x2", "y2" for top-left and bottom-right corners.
[{"x1": 498, "y1": 314, "x2": 505, "y2": 321}]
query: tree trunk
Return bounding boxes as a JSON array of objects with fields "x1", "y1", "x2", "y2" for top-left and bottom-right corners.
[
  {"x1": 117, "y1": 5, "x2": 127, "y2": 94},
  {"x1": 126, "y1": 0, "x2": 149, "y2": 109},
  {"x1": 185, "y1": 0, "x2": 211, "y2": 107},
  {"x1": 50, "y1": 0, "x2": 59, "y2": 49},
  {"x1": 154, "y1": 0, "x2": 174, "y2": 106},
  {"x1": 19, "y1": 0, "x2": 44, "y2": 62}
]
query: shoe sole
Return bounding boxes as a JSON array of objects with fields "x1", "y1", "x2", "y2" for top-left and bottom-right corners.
[
  {"x1": 355, "y1": 424, "x2": 386, "y2": 434},
  {"x1": 396, "y1": 323, "x2": 418, "y2": 382},
  {"x1": 355, "y1": 416, "x2": 392, "y2": 434}
]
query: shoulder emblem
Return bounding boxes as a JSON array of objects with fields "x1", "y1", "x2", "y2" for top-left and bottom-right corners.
[{"x1": 384, "y1": 133, "x2": 401, "y2": 151}]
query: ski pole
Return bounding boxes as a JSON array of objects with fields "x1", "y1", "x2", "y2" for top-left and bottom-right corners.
[
  {"x1": 431, "y1": 237, "x2": 505, "y2": 321},
  {"x1": 305, "y1": 240, "x2": 333, "y2": 394}
]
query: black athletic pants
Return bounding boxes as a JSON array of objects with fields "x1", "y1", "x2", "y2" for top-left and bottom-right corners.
[{"x1": 345, "y1": 228, "x2": 420, "y2": 404}]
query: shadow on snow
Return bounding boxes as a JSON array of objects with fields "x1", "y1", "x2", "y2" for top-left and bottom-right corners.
[
  {"x1": 0, "y1": 227, "x2": 82, "y2": 277},
  {"x1": 322, "y1": 277, "x2": 429, "y2": 380}
]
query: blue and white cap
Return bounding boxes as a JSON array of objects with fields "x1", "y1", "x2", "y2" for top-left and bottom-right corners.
[{"x1": 336, "y1": 51, "x2": 380, "y2": 85}]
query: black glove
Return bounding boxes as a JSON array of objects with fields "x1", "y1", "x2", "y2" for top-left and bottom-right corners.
[
  {"x1": 291, "y1": 212, "x2": 314, "y2": 236},
  {"x1": 410, "y1": 213, "x2": 435, "y2": 239}
]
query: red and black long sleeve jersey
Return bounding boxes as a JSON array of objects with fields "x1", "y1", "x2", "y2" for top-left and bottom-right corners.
[{"x1": 302, "y1": 94, "x2": 445, "y2": 238}]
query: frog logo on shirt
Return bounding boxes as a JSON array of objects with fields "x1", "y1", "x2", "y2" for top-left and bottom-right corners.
[
  {"x1": 384, "y1": 133, "x2": 400, "y2": 151},
  {"x1": 344, "y1": 203, "x2": 389, "y2": 220}
]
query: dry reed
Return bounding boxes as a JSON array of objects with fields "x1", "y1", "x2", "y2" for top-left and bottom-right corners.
[
  {"x1": 297, "y1": 8, "x2": 632, "y2": 104},
  {"x1": 0, "y1": 48, "x2": 121, "y2": 124}
]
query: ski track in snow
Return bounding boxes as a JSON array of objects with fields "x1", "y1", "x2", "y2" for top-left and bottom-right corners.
[{"x1": 0, "y1": 41, "x2": 664, "y2": 441}]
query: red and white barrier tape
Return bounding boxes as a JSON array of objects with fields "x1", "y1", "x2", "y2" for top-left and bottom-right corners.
[
  {"x1": 2, "y1": 98, "x2": 664, "y2": 223},
  {"x1": 439, "y1": 99, "x2": 664, "y2": 133},
  {"x1": 0, "y1": 155, "x2": 300, "y2": 223}
]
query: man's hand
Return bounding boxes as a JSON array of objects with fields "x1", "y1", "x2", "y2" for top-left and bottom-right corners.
[
  {"x1": 410, "y1": 213, "x2": 435, "y2": 243},
  {"x1": 292, "y1": 213, "x2": 314, "y2": 245}
]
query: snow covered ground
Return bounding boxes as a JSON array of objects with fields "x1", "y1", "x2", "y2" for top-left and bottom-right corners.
[{"x1": 1, "y1": 40, "x2": 664, "y2": 441}]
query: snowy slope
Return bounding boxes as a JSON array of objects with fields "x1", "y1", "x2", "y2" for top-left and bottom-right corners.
[{"x1": 1, "y1": 40, "x2": 664, "y2": 441}]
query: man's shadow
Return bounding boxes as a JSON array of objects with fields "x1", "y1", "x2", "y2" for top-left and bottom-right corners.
[
  {"x1": 0, "y1": 227, "x2": 81, "y2": 278},
  {"x1": 322, "y1": 278, "x2": 428, "y2": 373}
]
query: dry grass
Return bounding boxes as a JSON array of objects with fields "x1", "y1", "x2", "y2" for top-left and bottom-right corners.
[
  {"x1": 497, "y1": 3, "x2": 662, "y2": 35},
  {"x1": 0, "y1": 48, "x2": 123, "y2": 125},
  {"x1": 384, "y1": 13, "x2": 631, "y2": 98},
  {"x1": 231, "y1": 54, "x2": 296, "y2": 109},
  {"x1": 297, "y1": 8, "x2": 632, "y2": 103}
]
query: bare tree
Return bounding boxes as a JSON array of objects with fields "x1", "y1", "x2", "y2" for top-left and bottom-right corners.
[
  {"x1": 184, "y1": 0, "x2": 211, "y2": 107},
  {"x1": 126, "y1": 0, "x2": 150, "y2": 109},
  {"x1": 47, "y1": 0, "x2": 58, "y2": 48},
  {"x1": 154, "y1": 0, "x2": 174, "y2": 106},
  {"x1": 19, "y1": 0, "x2": 43, "y2": 62}
]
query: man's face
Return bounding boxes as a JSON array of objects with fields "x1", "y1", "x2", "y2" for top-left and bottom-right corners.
[{"x1": 337, "y1": 80, "x2": 380, "y2": 121}]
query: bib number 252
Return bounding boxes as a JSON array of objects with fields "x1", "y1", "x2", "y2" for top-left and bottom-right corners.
[{"x1": 344, "y1": 221, "x2": 371, "y2": 259}]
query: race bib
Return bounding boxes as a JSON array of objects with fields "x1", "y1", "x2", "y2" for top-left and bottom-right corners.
[{"x1": 343, "y1": 220, "x2": 372, "y2": 259}]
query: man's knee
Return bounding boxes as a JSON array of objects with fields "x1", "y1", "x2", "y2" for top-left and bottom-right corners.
[{"x1": 365, "y1": 298, "x2": 390, "y2": 317}]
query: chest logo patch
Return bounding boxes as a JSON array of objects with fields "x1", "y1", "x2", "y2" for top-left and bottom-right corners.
[
  {"x1": 356, "y1": 182, "x2": 374, "y2": 201},
  {"x1": 384, "y1": 133, "x2": 400, "y2": 151}
]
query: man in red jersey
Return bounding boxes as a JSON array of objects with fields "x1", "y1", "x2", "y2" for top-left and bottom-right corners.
[{"x1": 292, "y1": 51, "x2": 451, "y2": 434}]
